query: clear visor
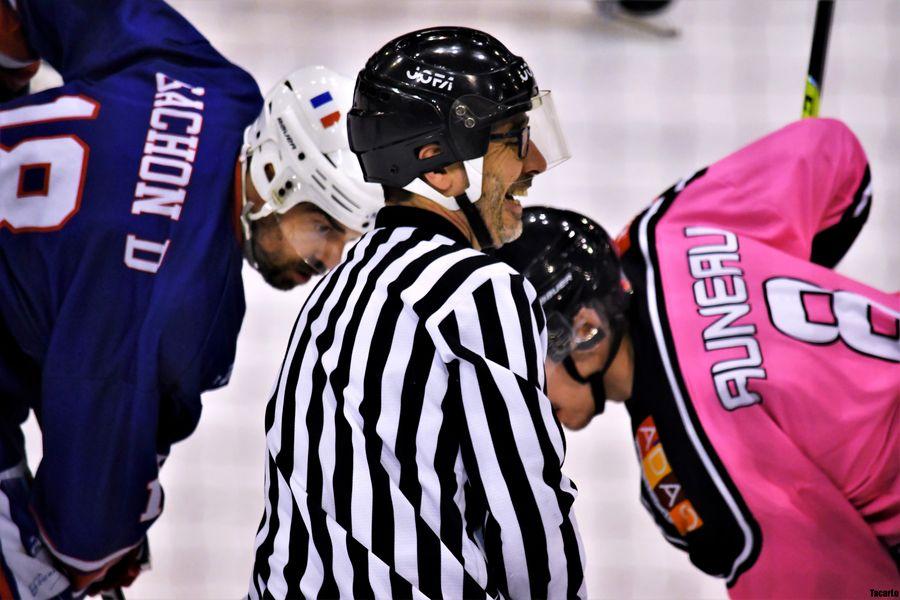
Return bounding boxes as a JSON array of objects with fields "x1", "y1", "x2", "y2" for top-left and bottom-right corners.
[
  {"x1": 525, "y1": 91, "x2": 570, "y2": 171},
  {"x1": 546, "y1": 299, "x2": 610, "y2": 363},
  {"x1": 453, "y1": 90, "x2": 571, "y2": 173}
]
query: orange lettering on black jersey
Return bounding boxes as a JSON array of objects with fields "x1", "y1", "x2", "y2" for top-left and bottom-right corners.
[{"x1": 635, "y1": 416, "x2": 704, "y2": 537}]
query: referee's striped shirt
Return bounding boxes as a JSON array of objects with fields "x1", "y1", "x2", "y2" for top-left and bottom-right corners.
[{"x1": 250, "y1": 206, "x2": 586, "y2": 599}]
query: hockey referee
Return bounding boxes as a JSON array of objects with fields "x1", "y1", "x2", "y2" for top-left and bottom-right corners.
[{"x1": 250, "y1": 27, "x2": 586, "y2": 599}]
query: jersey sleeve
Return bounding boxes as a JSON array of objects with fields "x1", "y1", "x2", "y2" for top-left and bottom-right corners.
[
  {"x1": 10, "y1": 0, "x2": 219, "y2": 82},
  {"x1": 27, "y1": 274, "x2": 169, "y2": 572},
  {"x1": 433, "y1": 269, "x2": 586, "y2": 600},
  {"x1": 33, "y1": 373, "x2": 161, "y2": 574},
  {"x1": 676, "y1": 118, "x2": 872, "y2": 268},
  {"x1": 720, "y1": 419, "x2": 900, "y2": 597},
  {"x1": 27, "y1": 247, "x2": 245, "y2": 572}
]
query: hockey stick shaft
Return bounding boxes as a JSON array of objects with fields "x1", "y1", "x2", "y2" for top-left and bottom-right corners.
[{"x1": 802, "y1": 0, "x2": 835, "y2": 118}]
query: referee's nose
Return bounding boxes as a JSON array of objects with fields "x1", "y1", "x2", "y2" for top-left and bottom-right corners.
[{"x1": 523, "y1": 139, "x2": 548, "y2": 176}]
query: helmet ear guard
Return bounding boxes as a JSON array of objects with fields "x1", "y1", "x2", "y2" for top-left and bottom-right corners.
[{"x1": 402, "y1": 157, "x2": 484, "y2": 211}]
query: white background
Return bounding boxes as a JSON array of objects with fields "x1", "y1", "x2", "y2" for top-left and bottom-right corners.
[{"x1": 24, "y1": 0, "x2": 900, "y2": 598}]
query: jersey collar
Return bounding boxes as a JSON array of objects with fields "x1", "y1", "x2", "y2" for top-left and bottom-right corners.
[{"x1": 375, "y1": 205, "x2": 472, "y2": 247}]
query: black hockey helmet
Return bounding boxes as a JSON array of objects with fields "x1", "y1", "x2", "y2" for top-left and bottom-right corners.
[
  {"x1": 617, "y1": 0, "x2": 673, "y2": 15},
  {"x1": 349, "y1": 26, "x2": 538, "y2": 186},
  {"x1": 491, "y1": 206, "x2": 632, "y2": 364},
  {"x1": 348, "y1": 27, "x2": 569, "y2": 247}
]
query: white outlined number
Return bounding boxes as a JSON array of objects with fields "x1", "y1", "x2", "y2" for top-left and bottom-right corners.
[
  {"x1": 764, "y1": 277, "x2": 899, "y2": 362},
  {"x1": 0, "y1": 96, "x2": 99, "y2": 232}
]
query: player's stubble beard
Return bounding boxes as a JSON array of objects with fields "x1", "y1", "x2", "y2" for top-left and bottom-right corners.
[{"x1": 249, "y1": 218, "x2": 322, "y2": 291}]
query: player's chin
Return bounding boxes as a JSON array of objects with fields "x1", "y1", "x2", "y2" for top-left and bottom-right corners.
[
  {"x1": 264, "y1": 274, "x2": 298, "y2": 291},
  {"x1": 555, "y1": 406, "x2": 595, "y2": 431},
  {"x1": 558, "y1": 412, "x2": 593, "y2": 431},
  {"x1": 253, "y1": 243, "x2": 310, "y2": 290},
  {"x1": 258, "y1": 265, "x2": 303, "y2": 291}
]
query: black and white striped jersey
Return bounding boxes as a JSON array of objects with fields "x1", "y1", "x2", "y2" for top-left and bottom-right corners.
[{"x1": 250, "y1": 206, "x2": 585, "y2": 599}]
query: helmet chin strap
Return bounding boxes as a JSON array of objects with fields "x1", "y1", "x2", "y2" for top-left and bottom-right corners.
[
  {"x1": 402, "y1": 157, "x2": 495, "y2": 249},
  {"x1": 454, "y1": 192, "x2": 495, "y2": 249},
  {"x1": 237, "y1": 150, "x2": 260, "y2": 269},
  {"x1": 238, "y1": 140, "x2": 284, "y2": 269}
]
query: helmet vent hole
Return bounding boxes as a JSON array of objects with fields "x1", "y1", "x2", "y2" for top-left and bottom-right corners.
[
  {"x1": 283, "y1": 80, "x2": 294, "y2": 91},
  {"x1": 310, "y1": 171, "x2": 327, "y2": 191},
  {"x1": 264, "y1": 163, "x2": 276, "y2": 182},
  {"x1": 330, "y1": 194, "x2": 352, "y2": 212},
  {"x1": 285, "y1": 181, "x2": 293, "y2": 189},
  {"x1": 298, "y1": 152, "x2": 306, "y2": 161},
  {"x1": 333, "y1": 185, "x2": 359, "y2": 208}
]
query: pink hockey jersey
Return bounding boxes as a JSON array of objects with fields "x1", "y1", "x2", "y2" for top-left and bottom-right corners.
[{"x1": 619, "y1": 118, "x2": 899, "y2": 597}]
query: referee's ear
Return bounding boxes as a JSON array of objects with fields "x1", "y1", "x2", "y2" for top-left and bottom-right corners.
[{"x1": 419, "y1": 144, "x2": 467, "y2": 197}]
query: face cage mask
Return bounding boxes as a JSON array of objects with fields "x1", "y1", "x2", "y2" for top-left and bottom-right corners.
[
  {"x1": 546, "y1": 297, "x2": 616, "y2": 363},
  {"x1": 547, "y1": 296, "x2": 628, "y2": 416}
]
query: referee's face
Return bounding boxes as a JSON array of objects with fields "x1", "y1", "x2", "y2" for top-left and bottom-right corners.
[{"x1": 477, "y1": 116, "x2": 548, "y2": 247}]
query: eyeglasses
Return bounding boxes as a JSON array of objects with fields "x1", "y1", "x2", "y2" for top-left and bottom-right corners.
[{"x1": 489, "y1": 125, "x2": 531, "y2": 159}]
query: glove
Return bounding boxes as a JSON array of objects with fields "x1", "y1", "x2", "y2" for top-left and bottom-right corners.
[
  {"x1": 57, "y1": 538, "x2": 150, "y2": 597},
  {"x1": 85, "y1": 538, "x2": 150, "y2": 596}
]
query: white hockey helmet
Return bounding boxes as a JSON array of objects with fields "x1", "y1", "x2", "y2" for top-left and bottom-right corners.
[{"x1": 239, "y1": 66, "x2": 382, "y2": 235}]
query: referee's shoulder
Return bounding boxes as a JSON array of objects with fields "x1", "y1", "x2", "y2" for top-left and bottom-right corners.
[{"x1": 430, "y1": 245, "x2": 540, "y2": 317}]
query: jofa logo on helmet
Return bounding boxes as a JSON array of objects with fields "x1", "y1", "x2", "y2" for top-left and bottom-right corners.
[
  {"x1": 517, "y1": 66, "x2": 534, "y2": 83},
  {"x1": 406, "y1": 67, "x2": 454, "y2": 91}
]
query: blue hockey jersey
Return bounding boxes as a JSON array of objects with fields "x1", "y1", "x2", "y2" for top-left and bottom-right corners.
[{"x1": 0, "y1": 0, "x2": 262, "y2": 571}]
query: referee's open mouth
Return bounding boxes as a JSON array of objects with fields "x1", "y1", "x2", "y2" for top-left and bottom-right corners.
[
  {"x1": 505, "y1": 179, "x2": 532, "y2": 218},
  {"x1": 504, "y1": 194, "x2": 523, "y2": 218}
]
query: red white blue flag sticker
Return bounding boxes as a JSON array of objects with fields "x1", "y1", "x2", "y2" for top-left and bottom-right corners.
[{"x1": 309, "y1": 91, "x2": 340, "y2": 128}]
